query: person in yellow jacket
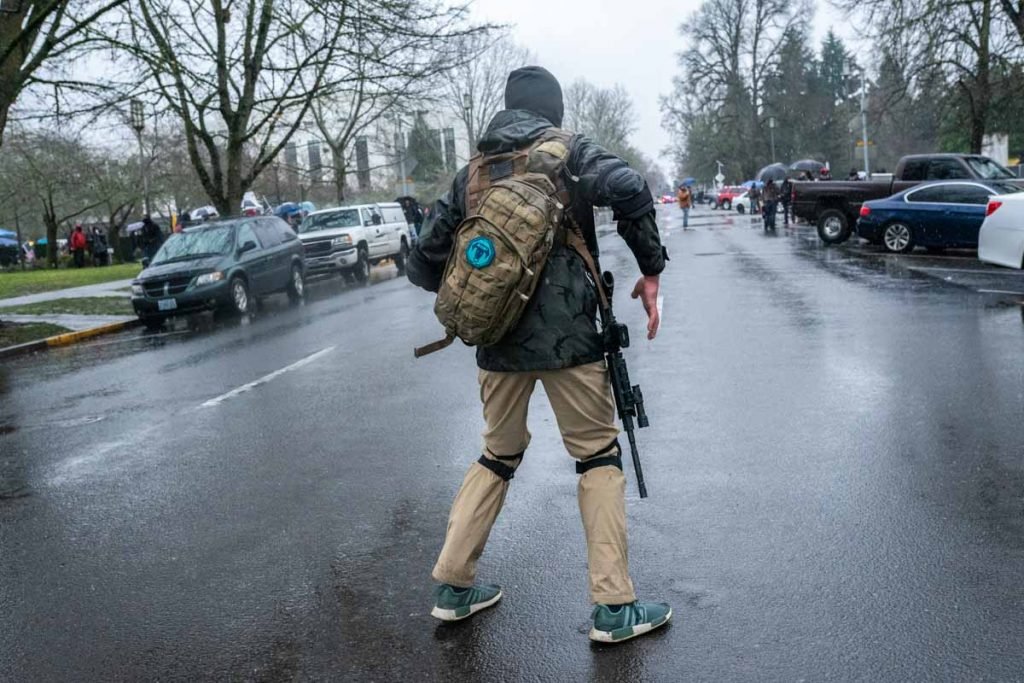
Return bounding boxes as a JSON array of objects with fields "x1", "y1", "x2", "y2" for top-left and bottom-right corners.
[{"x1": 676, "y1": 184, "x2": 693, "y2": 229}]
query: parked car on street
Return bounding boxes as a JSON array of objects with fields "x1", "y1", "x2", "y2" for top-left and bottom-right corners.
[
  {"x1": 131, "y1": 216, "x2": 305, "y2": 330},
  {"x1": 855, "y1": 180, "x2": 1022, "y2": 254},
  {"x1": 712, "y1": 186, "x2": 746, "y2": 211},
  {"x1": 297, "y1": 202, "x2": 409, "y2": 281},
  {"x1": 979, "y1": 192, "x2": 1024, "y2": 269},
  {"x1": 793, "y1": 154, "x2": 1024, "y2": 245}
]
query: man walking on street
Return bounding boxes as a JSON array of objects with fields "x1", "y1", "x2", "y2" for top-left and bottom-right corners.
[
  {"x1": 780, "y1": 178, "x2": 793, "y2": 226},
  {"x1": 676, "y1": 183, "x2": 693, "y2": 229},
  {"x1": 407, "y1": 66, "x2": 671, "y2": 643},
  {"x1": 763, "y1": 179, "x2": 779, "y2": 231},
  {"x1": 70, "y1": 224, "x2": 87, "y2": 268}
]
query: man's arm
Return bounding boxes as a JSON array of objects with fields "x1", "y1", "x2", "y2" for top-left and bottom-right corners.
[
  {"x1": 568, "y1": 135, "x2": 666, "y2": 277},
  {"x1": 568, "y1": 136, "x2": 666, "y2": 338},
  {"x1": 406, "y1": 167, "x2": 468, "y2": 292}
]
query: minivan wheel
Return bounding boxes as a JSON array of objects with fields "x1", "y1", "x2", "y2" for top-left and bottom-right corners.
[
  {"x1": 817, "y1": 209, "x2": 851, "y2": 245},
  {"x1": 882, "y1": 222, "x2": 915, "y2": 254},
  {"x1": 229, "y1": 276, "x2": 251, "y2": 315},
  {"x1": 354, "y1": 247, "x2": 370, "y2": 284},
  {"x1": 395, "y1": 240, "x2": 409, "y2": 275},
  {"x1": 287, "y1": 264, "x2": 305, "y2": 301}
]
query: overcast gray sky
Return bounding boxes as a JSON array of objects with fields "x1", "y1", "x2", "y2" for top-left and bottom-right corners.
[{"x1": 469, "y1": 0, "x2": 857, "y2": 168}]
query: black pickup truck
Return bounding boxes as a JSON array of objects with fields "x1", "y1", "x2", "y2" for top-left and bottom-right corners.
[{"x1": 791, "y1": 154, "x2": 1024, "y2": 244}]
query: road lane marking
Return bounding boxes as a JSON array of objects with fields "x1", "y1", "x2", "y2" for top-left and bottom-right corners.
[
  {"x1": 200, "y1": 346, "x2": 336, "y2": 408},
  {"x1": 976, "y1": 289, "x2": 1024, "y2": 295}
]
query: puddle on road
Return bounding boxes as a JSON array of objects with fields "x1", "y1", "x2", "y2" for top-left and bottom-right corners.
[{"x1": 0, "y1": 424, "x2": 17, "y2": 435}]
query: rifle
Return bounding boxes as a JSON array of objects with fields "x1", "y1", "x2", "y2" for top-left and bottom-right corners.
[{"x1": 598, "y1": 271, "x2": 650, "y2": 498}]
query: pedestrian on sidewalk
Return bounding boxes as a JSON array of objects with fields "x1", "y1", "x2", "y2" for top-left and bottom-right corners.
[
  {"x1": 763, "y1": 178, "x2": 779, "y2": 231},
  {"x1": 748, "y1": 184, "x2": 761, "y2": 215},
  {"x1": 70, "y1": 224, "x2": 87, "y2": 268},
  {"x1": 676, "y1": 183, "x2": 693, "y2": 229},
  {"x1": 407, "y1": 65, "x2": 671, "y2": 644},
  {"x1": 780, "y1": 178, "x2": 793, "y2": 226}
]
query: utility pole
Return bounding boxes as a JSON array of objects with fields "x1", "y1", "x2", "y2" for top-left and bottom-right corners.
[
  {"x1": 768, "y1": 115, "x2": 777, "y2": 164},
  {"x1": 844, "y1": 64, "x2": 871, "y2": 177},
  {"x1": 859, "y1": 78, "x2": 870, "y2": 177},
  {"x1": 462, "y1": 92, "x2": 474, "y2": 157},
  {"x1": 393, "y1": 114, "x2": 409, "y2": 197},
  {"x1": 130, "y1": 99, "x2": 151, "y2": 215}
]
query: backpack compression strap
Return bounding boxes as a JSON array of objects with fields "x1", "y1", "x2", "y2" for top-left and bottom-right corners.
[{"x1": 414, "y1": 333, "x2": 455, "y2": 358}]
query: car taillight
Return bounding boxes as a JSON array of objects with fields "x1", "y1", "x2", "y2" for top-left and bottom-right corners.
[
  {"x1": 859, "y1": 205, "x2": 871, "y2": 217},
  {"x1": 986, "y1": 201, "x2": 1002, "y2": 217}
]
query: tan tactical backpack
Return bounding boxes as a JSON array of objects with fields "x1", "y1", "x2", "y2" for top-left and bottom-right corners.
[{"x1": 414, "y1": 129, "x2": 576, "y2": 357}]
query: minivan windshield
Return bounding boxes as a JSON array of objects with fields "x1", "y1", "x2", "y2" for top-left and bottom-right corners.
[
  {"x1": 966, "y1": 157, "x2": 1015, "y2": 180},
  {"x1": 299, "y1": 209, "x2": 361, "y2": 234},
  {"x1": 152, "y1": 225, "x2": 234, "y2": 265}
]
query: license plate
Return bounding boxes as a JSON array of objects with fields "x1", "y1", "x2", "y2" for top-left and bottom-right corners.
[{"x1": 158, "y1": 298, "x2": 178, "y2": 311}]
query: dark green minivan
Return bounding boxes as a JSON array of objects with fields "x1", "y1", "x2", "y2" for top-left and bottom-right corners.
[{"x1": 131, "y1": 216, "x2": 305, "y2": 330}]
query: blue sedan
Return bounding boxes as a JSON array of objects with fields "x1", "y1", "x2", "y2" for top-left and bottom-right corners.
[{"x1": 856, "y1": 180, "x2": 1022, "y2": 253}]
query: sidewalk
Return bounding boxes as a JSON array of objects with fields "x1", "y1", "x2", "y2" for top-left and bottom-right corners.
[
  {"x1": 0, "y1": 278, "x2": 134, "y2": 308},
  {"x1": 1, "y1": 313, "x2": 136, "y2": 331}
]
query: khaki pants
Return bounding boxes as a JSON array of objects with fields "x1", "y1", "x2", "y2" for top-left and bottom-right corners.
[{"x1": 431, "y1": 361, "x2": 637, "y2": 605}]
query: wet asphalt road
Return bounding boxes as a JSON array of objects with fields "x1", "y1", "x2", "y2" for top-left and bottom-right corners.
[{"x1": 2, "y1": 206, "x2": 1023, "y2": 681}]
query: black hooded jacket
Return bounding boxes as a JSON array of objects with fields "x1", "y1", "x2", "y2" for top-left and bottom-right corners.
[{"x1": 407, "y1": 109, "x2": 666, "y2": 372}]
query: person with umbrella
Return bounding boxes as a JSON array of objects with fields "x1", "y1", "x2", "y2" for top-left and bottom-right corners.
[
  {"x1": 676, "y1": 182, "x2": 693, "y2": 229},
  {"x1": 141, "y1": 215, "x2": 163, "y2": 261},
  {"x1": 762, "y1": 179, "x2": 779, "y2": 232}
]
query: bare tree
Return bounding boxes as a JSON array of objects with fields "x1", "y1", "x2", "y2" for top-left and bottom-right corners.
[
  {"x1": 311, "y1": 1, "x2": 478, "y2": 203},
  {"x1": 438, "y1": 32, "x2": 532, "y2": 154},
  {"x1": 100, "y1": 0, "x2": 355, "y2": 215},
  {"x1": 0, "y1": 0, "x2": 128, "y2": 146},
  {"x1": 1, "y1": 129, "x2": 109, "y2": 266},
  {"x1": 833, "y1": 0, "x2": 1022, "y2": 152},
  {"x1": 998, "y1": 0, "x2": 1024, "y2": 45},
  {"x1": 563, "y1": 79, "x2": 637, "y2": 158}
]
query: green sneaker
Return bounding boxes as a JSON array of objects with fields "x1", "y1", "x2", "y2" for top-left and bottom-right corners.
[
  {"x1": 589, "y1": 601, "x2": 672, "y2": 643},
  {"x1": 430, "y1": 583, "x2": 503, "y2": 622}
]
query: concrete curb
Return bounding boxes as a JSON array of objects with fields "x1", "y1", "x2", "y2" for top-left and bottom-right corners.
[{"x1": 0, "y1": 319, "x2": 140, "y2": 361}]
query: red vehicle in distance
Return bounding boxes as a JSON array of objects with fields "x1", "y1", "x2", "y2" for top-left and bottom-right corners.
[{"x1": 713, "y1": 186, "x2": 746, "y2": 211}]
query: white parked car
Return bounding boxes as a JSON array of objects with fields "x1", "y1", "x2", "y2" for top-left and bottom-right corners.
[
  {"x1": 978, "y1": 192, "x2": 1024, "y2": 269},
  {"x1": 297, "y1": 202, "x2": 410, "y2": 282},
  {"x1": 734, "y1": 192, "x2": 752, "y2": 214}
]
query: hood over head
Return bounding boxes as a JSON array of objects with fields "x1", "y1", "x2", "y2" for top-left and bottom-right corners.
[
  {"x1": 504, "y1": 66, "x2": 564, "y2": 128},
  {"x1": 477, "y1": 110, "x2": 556, "y2": 155}
]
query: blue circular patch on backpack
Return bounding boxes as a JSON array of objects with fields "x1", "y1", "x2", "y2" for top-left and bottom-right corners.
[{"x1": 466, "y1": 236, "x2": 496, "y2": 268}]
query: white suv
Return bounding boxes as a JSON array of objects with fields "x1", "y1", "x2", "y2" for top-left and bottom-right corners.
[{"x1": 297, "y1": 202, "x2": 410, "y2": 282}]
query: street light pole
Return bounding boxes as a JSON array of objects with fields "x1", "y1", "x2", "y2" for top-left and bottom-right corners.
[
  {"x1": 130, "y1": 99, "x2": 150, "y2": 215},
  {"x1": 858, "y1": 77, "x2": 870, "y2": 177},
  {"x1": 462, "y1": 92, "x2": 474, "y2": 156},
  {"x1": 768, "y1": 115, "x2": 777, "y2": 164},
  {"x1": 845, "y1": 64, "x2": 871, "y2": 177},
  {"x1": 395, "y1": 115, "x2": 409, "y2": 197}
]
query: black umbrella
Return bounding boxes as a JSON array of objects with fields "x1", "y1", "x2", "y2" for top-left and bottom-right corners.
[
  {"x1": 756, "y1": 163, "x2": 788, "y2": 182},
  {"x1": 790, "y1": 159, "x2": 825, "y2": 173}
]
